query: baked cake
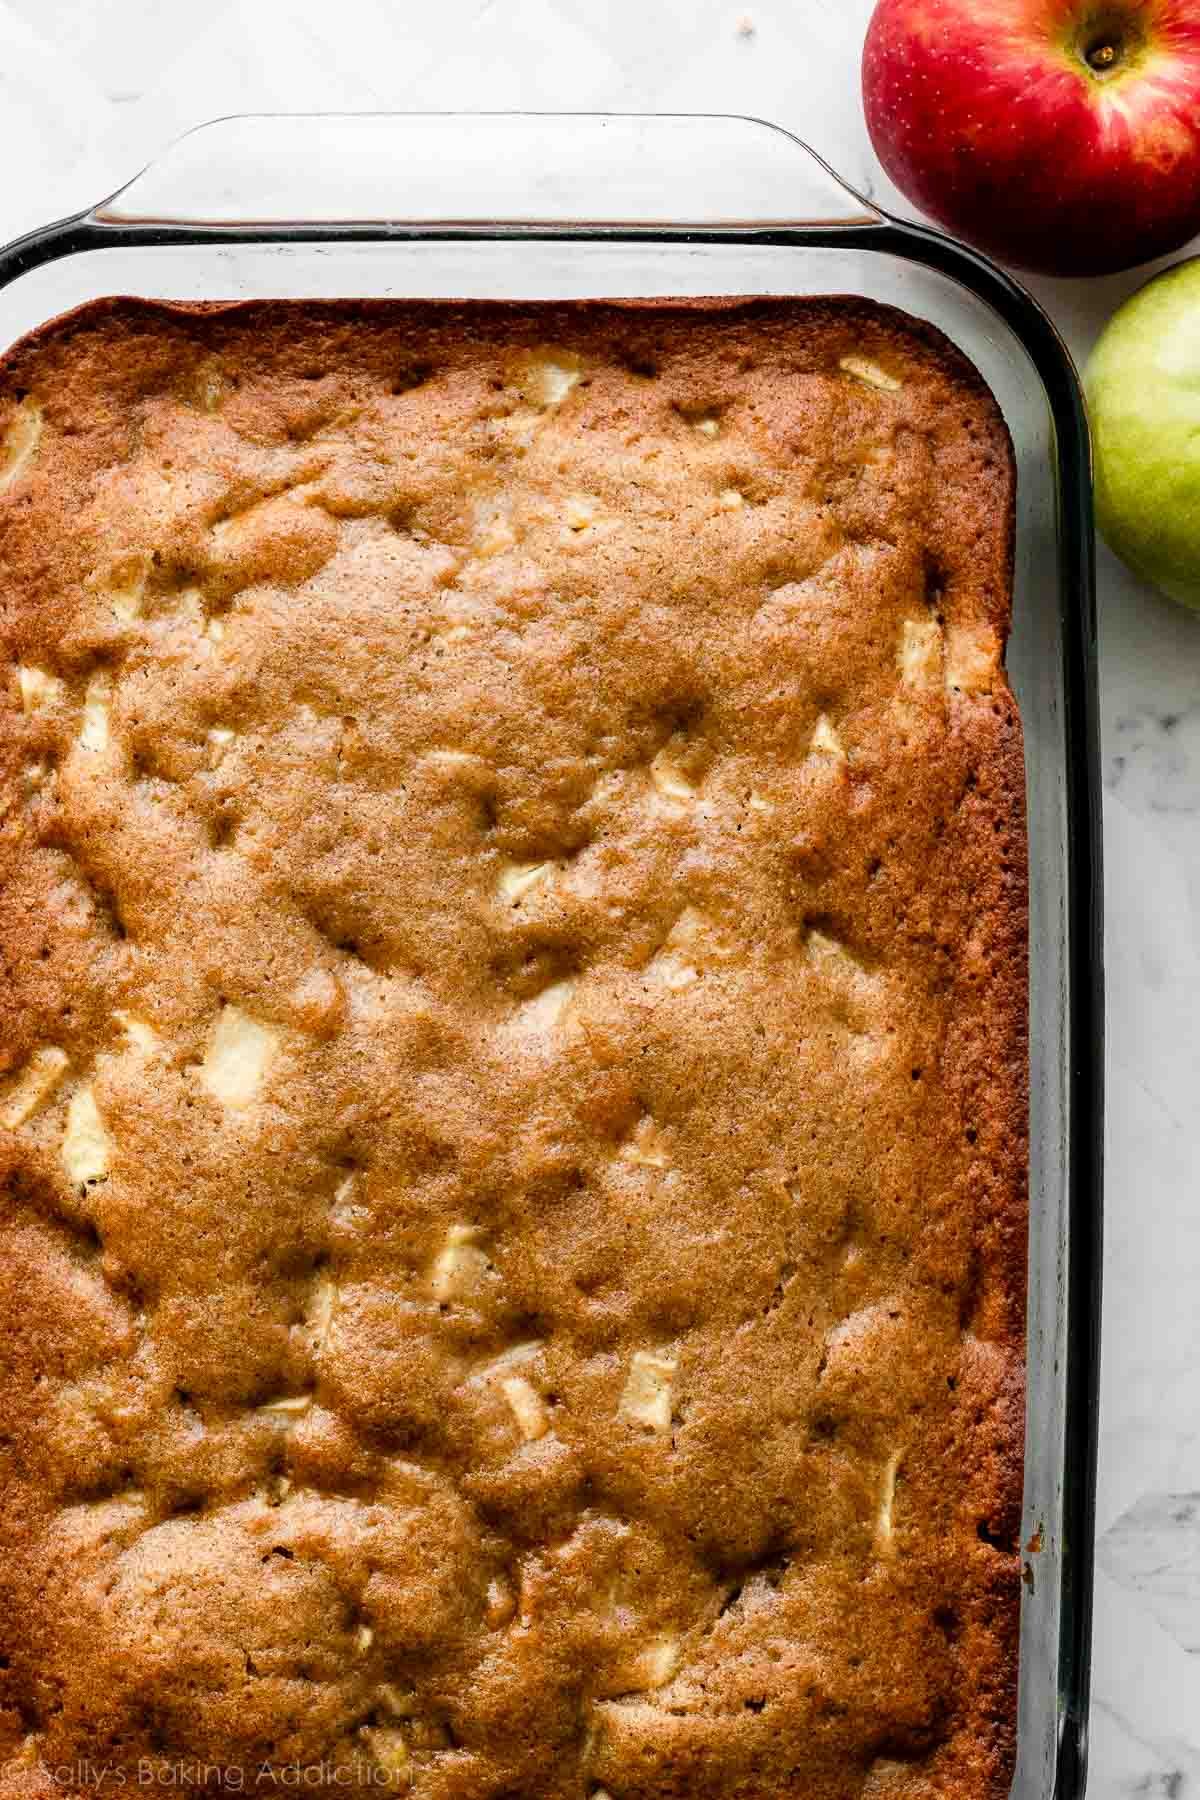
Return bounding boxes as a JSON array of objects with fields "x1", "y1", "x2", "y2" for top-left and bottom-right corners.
[{"x1": 0, "y1": 298, "x2": 1027, "y2": 1799}]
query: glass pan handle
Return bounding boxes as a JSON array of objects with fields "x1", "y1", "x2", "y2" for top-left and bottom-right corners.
[{"x1": 92, "y1": 113, "x2": 882, "y2": 232}]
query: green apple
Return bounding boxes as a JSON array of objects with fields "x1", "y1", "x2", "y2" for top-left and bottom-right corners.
[{"x1": 1086, "y1": 258, "x2": 1200, "y2": 611}]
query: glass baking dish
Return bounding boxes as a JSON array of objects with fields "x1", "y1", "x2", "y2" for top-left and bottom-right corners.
[{"x1": 0, "y1": 113, "x2": 1103, "y2": 1800}]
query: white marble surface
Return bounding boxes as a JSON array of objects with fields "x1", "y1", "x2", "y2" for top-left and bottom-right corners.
[{"x1": 3, "y1": 2, "x2": 1198, "y2": 1793}]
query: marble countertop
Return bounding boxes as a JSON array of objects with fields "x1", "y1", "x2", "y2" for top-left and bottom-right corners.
[{"x1": 4, "y1": 0, "x2": 1198, "y2": 1792}]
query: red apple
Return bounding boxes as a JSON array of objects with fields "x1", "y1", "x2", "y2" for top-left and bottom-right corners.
[{"x1": 862, "y1": 0, "x2": 1200, "y2": 276}]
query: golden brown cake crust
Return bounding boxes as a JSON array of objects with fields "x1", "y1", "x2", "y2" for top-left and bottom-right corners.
[{"x1": 0, "y1": 297, "x2": 1026, "y2": 1800}]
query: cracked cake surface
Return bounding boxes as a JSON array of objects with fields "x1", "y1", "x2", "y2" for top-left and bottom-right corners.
[{"x1": 0, "y1": 297, "x2": 1026, "y2": 1799}]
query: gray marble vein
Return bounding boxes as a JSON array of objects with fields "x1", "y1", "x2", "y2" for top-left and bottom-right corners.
[
  {"x1": 1100, "y1": 1494, "x2": 1200, "y2": 1653},
  {"x1": 1106, "y1": 707, "x2": 1200, "y2": 815}
]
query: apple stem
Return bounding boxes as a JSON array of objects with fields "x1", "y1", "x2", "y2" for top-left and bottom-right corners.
[{"x1": 1086, "y1": 39, "x2": 1119, "y2": 70}]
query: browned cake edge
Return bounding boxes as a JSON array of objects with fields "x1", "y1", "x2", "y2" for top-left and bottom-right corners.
[{"x1": 0, "y1": 295, "x2": 1027, "y2": 1800}]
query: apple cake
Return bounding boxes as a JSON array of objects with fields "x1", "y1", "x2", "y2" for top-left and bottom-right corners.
[{"x1": 0, "y1": 297, "x2": 1026, "y2": 1799}]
